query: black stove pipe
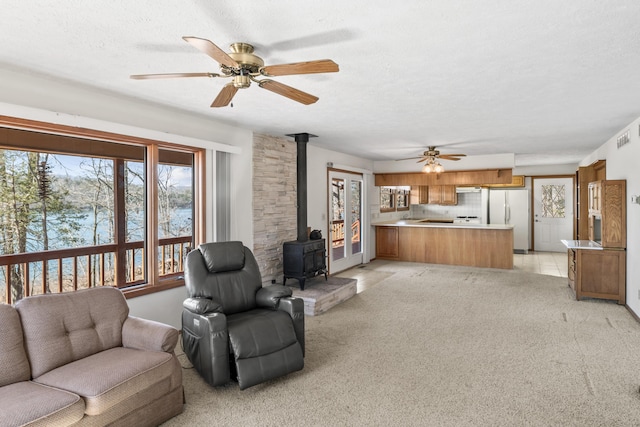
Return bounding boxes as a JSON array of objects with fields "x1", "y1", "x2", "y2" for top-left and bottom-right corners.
[{"x1": 286, "y1": 133, "x2": 317, "y2": 242}]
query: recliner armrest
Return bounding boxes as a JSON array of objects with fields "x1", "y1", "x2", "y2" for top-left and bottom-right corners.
[
  {"x1": 256, "y1": 285, "x2": 293, "y2": 309},
  {"x1": 183, "y1": 297, "x2": 223, "y2": 315},
  {"x1": 277, "y1": 297, "x2": 305, "y2": 356},
  {"x1": 122, "y1": 316, "x2": 179, "y2": 353}
]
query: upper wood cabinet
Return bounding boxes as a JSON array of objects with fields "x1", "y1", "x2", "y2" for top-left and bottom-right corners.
[
  {"x1": 575, "y1": 160, "x2": 604, "y2": 240},
  {"x1": 587, "y1": 181, "x2": 602, "y2": 216},
  {"x1": 588, "y1": 180, "x2": 626, "y2": 248},
  {"x1": 410, "y1": 186, "x2": 429, "y2": 204},
  {"x1": 374, "y1": 169, "x2": 512, "y2": 186},
  {"x1": 428, "y1": 185, "x2": 457, "y2": 205},
  {"x1": 484, "y1": 175, "x2": 525, "y2": 188}
]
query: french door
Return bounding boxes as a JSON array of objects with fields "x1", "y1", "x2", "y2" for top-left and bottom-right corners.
[{"x1": 328, "y1": 170, "x2": 363, "y2": 273}]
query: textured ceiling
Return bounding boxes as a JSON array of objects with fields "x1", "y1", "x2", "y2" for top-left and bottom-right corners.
[{"x1": 2, "y1": 1, "x2": 640, "y2": 166}]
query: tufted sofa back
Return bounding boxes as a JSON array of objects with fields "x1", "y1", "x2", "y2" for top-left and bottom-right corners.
[
  {"x1": 15, "y1": 287, "x2": 129, "y2": 378},
  {"x1": 184, "y1": 241, "x2": 263, "y2": 315},
  {"x1": 0, "y1": 304, "x2": 31, "y2": 386}
]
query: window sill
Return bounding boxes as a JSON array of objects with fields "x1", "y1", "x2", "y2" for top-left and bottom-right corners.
[{"x1": 122, "y1": 278, "x2": 185, "y2": 299}]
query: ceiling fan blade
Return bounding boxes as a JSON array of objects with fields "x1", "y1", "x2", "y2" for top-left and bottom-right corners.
[
  {"x1": 211, "y1": 83, "x2": 238, "y2": 108},
  {"x1": 258, "y1": 80, "x2": 319, "y2": 105},
  {"x1": 261, "y1": 59, "x2": 339, "y2": 76},
  {"x1": 182, "y1": 36, "x2": 239, "y2": 68},
  {"x1": 440, "y1": 154, "x2": 466, "y2": 161},
  {"x1": 130, "y1": 72, "x2": 217, "y2": 80},
  {"x1": 395, "y1": 156, "x2": 423, "y2": 161}
]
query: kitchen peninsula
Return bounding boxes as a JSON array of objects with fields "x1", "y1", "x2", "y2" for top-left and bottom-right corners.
[{"x1": 374, "y1": 220, "x2": 514, "y2": 269}]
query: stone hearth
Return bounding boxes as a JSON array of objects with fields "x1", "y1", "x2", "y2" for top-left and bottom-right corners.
[{"x1": 287, "y1": 276, "x2": 357, "y2": 316}]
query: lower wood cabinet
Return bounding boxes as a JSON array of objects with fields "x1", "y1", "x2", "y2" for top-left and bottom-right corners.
[
  {"x1": 568, "y1": 248, "x2": 626, "y2": 304},
  {"x1": 375, "y1": 226, "x2": 399, "y2": 259}
]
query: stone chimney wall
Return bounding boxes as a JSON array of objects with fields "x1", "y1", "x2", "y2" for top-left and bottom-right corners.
[{"x1": 252, "y1": 133, "x2": 297, "y2": 284}]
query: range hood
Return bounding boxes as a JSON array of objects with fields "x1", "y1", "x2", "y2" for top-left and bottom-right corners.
[{"x1": 456, "y1": 186, "x2": 482, "y2": 193}]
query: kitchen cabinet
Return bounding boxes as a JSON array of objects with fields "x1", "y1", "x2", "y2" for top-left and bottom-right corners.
[
  {"x1": 375, "y1": 226, "x2": 399, "y2": 259},
  {"x1": 374, "y1": 169, "x2": 513, "y2": 186},
  {"x1": 570, "y1": 248, "x2": 626, "y2": 304},
  {"x1": 588, "y1": 180, "x2": 626, "y2": 248},
  {"x1": 374, "y1": 223, "x2": 513, "y2": 269},
  {"x1": 575, "y1": 160, "x2": 605, "y2": 240},
  {"x1": 410, "y1": 186, "x2": 429, "y2": 204},
  {"x1": 428, "y1": 185, "x2": 457, "y2": 205},
  {"x1": 485, "y1": 175, "x2": 525, "y2": 188},
  {"x1": 587, "y1": 181, "x2": 601, "y2": 215}
]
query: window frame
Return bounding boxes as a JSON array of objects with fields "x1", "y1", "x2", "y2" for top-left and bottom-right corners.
[
  {"x1": 0, "y1": 116, "x2": 206, "y2": 299},
  {"x1": 380, "y1": 186, "x2": 411, "y2": 213}
]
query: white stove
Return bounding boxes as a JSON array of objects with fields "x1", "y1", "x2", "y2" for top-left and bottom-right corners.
[{"x1": 453, "y1": 216, "x2": 481, "y2": 224}]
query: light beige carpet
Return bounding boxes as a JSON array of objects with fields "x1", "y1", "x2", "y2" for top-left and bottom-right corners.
[{"x1": 164, "y1": 261, "x2": 640, "y2": 426}]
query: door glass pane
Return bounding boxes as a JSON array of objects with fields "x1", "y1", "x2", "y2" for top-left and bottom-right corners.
[
  {"x1": 331, "y1": 178, "x2": 345, "y2": 261},
  {"x1": 541, "y1": 184, "x2": 565, "y2": 218},
  {"x1": 351, "y1": 180, "x2": 362, "y2": 255}
]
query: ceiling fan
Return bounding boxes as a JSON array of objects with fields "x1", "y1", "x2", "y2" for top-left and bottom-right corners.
[
  {"x1": 398, "y1": 146, "x2": 466, "y2": 173},
  {"x1": 130, "y1": 36, "x2": 339, "y2": 107}
]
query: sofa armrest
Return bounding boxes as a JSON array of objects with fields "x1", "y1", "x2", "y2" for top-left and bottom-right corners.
[
  {"x1": 183, "y1": 297, "x2": 223, "y2": 315},
  {"x1": 122, "y1": 316, "x2": 179, "y2": 353},
  {"x1": 256, "y1": 285, "x2": 293, "y2": 309}
]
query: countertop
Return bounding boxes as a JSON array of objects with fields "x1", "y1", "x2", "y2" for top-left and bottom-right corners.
[
  {"x1": 561, "y1": 239, "x2": 603, "y2": 250},
  {"x1": 372, "y1": 219, "x2": 513, "y2": 230}
]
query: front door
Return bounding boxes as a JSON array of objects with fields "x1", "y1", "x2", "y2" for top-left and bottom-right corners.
[
  {"x1": 328, "y1": 170, "x2": 363, "y2": 273},
  {"x1": 533, "y1": 177, "x2": 574, "y2": 252}
]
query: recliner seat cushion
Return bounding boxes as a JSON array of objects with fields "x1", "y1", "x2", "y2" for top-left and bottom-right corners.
[
  {"x1": 227, "y1": 309, "x2": 299, "y2": 358},
  {"x1": 33, "y1": 347, "x2": 176, "y2": 416},
  {"x1": 227, "y1": 309, "x2": 304, "y2": 389}
]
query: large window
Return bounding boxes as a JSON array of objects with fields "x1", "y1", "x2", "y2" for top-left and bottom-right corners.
[{"x1": 0, "y1": 124, "x2": 203, "y2": 304}]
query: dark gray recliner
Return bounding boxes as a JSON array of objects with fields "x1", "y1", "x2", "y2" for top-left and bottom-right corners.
[{"x1": 181, "y1": 241, "x2": 305, "y2": 390}]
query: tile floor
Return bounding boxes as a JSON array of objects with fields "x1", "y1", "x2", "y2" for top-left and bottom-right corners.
[
  {"x1": 336, "y1": 251, "x2": 568, "y2": 294},
  {"x1": 513, "y1": 251, "x2": 568, "y2": 278}
]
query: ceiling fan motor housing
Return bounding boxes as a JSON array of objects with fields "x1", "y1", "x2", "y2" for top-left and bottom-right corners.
[{"x1": 227, "y1": 43, "x2": 264, "y2": 74}]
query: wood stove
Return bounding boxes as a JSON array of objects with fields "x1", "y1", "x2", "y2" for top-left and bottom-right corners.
[
  {"x1": 283, "y1": 239, "x2": 327, "y2": 290},
  {"x1": 282, "y1": 132, "x2": 328, "y2": 290}
]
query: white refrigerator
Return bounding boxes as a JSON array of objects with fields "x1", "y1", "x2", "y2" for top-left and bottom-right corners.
[{"x1": 489, "y1": 189, "x2": 529, "y2": 254}]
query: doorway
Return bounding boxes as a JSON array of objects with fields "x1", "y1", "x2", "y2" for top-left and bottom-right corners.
[
  {"x1": 328, "y1": 170, "x2": 363, "y2": 273},
  {"x1": 533, "y1": 177, "x2": 574, "y2": 252}
]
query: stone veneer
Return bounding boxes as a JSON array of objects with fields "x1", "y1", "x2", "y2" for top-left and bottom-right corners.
[{"x1": 252, "y1": 133, "x2": 297, "y2": 284}]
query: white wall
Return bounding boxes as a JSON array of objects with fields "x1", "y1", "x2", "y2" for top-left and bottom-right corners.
[{"x1": 582, "y1": 118, "x2": 640, "y2": 317}]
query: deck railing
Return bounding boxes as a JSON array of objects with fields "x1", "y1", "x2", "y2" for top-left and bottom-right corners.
[
  {"x1": 0, "y1": 236, "x2": 192, "y2": 304},
  {"x1": 330, "y1": 219, "x2": 361, "y2": 249}
]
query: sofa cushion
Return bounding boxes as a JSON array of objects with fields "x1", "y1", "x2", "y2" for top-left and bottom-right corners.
[
  {"x1": 33, "y1": 347, "x2": 176, "y2": 416},
  {"x1": 16, "y1": 287, "x2": 129, "y2": 378},
  {"x1": 0, "y1": 304, "x2": 31, "y2": 387},
  {"x1": 0, "y1": 381, "x2": 84, "y2": 427}
]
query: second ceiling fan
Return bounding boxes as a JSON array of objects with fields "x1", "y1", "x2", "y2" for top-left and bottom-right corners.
[
  {"x1": 131, "y1": 36, "x2": 339, "y2": 107},
  {"x1": 399, "y1": 146, "x2": 467, "y2": 173}
]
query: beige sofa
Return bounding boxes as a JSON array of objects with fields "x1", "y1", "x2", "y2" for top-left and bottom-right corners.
[{"x1": 0, "y1": 287, "x2": 183, "y2": 427}]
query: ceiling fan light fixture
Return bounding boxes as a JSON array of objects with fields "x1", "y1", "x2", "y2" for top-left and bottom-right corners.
[{"x1": 422, "y1": 158, "x2": 444, "y2": 173}]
